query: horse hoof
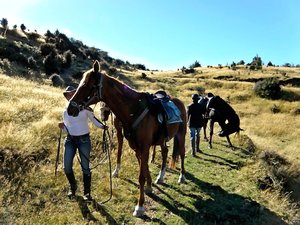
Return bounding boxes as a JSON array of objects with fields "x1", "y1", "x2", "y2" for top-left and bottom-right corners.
[
  {"x1": 133, "y1": 205, "x2": 145, "y2": 217},
  {"x1": 144, "y1": 186, "x2": 153, "y2": 194},
  {"x1": 112, "y1": 170, "x2": 119, "y2": 178},
  {"x1": 178, "y1": 174, "x2": 187, "y2": 184},
  {"x1": 155, "y1": 177, "x2": 164, "y2": 184}
]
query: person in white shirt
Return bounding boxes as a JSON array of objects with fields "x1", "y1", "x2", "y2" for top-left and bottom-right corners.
[{"x1": 58, "y1": 86, "x2": 107, "y2": 201}]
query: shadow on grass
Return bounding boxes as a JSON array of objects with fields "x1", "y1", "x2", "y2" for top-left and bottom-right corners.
[
  {"x1": 181, "y1": 172, "x2": 288, "y2": 225},
  {"x1": 92, "y1": 200, "x2": 119, "y2": 225},
  {"x1": 76, "y1": 196, "x2": 98, "y2": 223},
  {"x1": 76, "y1": 196, "x2": 119, "y2": 224},
  {"x1": 198, "y1": 152, "x2": 243, "y2": 170},
  {"x1": 123, "y1": 174, "x2": 288, "y2": 225}
]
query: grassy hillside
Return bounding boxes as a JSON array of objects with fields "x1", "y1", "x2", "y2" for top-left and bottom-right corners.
[{"x1": 0, "y1": 65, "x2": 300, "y2": 224}]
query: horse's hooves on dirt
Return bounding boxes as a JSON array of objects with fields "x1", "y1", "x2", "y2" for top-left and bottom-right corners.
[
  {"x1": 144, "y1": 186, "x2": 153, "y2": 194},
  {"x1": 112, "y1": 170, "x2": 119, "y2": 178},
  {"x1": 155, "y1": 178, "x2": 164, "y2": 184},
  {"x1": 178, "y1": 174, "x2": 187, "y2": 184},
  {"x1": 133, "y1": 205, "x2": 145, "y2": 217}
]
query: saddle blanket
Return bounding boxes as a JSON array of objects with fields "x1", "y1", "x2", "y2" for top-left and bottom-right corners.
[{"x1": 159, "y1": 100, "x2": 182, "y2": 124}]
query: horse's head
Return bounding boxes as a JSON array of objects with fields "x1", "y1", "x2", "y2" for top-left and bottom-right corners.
[{"x1": 67, "y1": 60, "x2": 103, "y2": 117}]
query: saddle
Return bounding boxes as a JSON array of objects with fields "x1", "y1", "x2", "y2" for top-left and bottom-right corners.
[{"x1": 147, "y1": 91, "x2": 182, "y2": 125}]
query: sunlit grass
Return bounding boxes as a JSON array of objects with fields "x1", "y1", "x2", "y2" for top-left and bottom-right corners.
[{"x1": 0, "y1": 66, "x2": 299, "y2": 224}]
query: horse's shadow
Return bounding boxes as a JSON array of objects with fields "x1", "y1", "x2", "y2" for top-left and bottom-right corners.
[
  {"x1": 183, "y1": 172, "x2": 287, "y2": 225},
  {"x1": 198, "y1": 152, "x2": 243, "y2": 170},
  {"x1": 124, "y1": 173, "x2": 288, "y2": 225}
]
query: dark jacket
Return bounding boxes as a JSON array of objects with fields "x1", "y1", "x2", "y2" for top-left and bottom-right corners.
[{"x1": 187, "y1": 101, "x2": 205, "y2": 128}]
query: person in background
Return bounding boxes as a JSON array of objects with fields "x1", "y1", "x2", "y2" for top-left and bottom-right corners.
[
  {"x1": 187, "y1": 94, "x2": 205, "y2": 156},
  {"x1": 58, "y1": 86, "x2": 107, "y2": 201}
]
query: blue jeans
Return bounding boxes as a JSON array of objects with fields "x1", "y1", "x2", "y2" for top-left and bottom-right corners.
[
  {"x1": 63, "y1": 134, "x2": 91, "y2": 175},
  {"x1": 190, "y1": 127, "x2": 200, "y2": 143}
]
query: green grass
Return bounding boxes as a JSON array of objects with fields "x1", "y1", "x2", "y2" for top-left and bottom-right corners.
[{"x1": 0, "y1": 68, "x2": 299, "y2": 224}]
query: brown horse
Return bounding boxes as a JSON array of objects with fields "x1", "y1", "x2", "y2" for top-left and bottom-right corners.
[
  {"x1": 99, "y1": 102, "x2": 157, "y2": 178},
  {"x1": 67, "y1": 60, "x2": 187, "y2": 217}
]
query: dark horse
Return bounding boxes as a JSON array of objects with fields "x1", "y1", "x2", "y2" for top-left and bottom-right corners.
[
  {"x1": 206, "y1": 95, "x2": 242, "y2": 148},
  {"x1": 67, "y1": 61, "x2": 187, "y2": 217},
  {"x1": 99, "y1": 102, "x2": 157, "y2": 178}
]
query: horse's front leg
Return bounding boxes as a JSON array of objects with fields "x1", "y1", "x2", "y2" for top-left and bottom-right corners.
[
  {"x1": 112, "y1": 125, "x2": 124, "y2": 177},
  {"x1": 203, "y1": 119, "x2": 209, "y2": 141},
  {"x1": 226, "y1": 135, "x2": 234, "y2": 148},
  {"x1": 208, "y1": 120, "x2": 214, "y2": 149},
  {"x1": 155, "y1": 144, "x2": 168, "y2": 184},
  {"x1": 133, "y1": 147, "x2": 151, "y2": 217}
]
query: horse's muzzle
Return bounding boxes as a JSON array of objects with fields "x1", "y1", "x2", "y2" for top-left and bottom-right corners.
[{"x1": 67, "y1": 101, "x2": 80, "y2": 117}]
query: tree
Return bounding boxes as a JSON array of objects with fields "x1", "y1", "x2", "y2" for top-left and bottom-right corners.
[
  {"x1": 249, "y1": 54, "x2": 262, "y2": 70},
  {"x1": 1, "y1": 18, "x2": 8, "y2": 36},
  {"x1": 237, "y1": 60, "x2": 245, "y2": 65},
  {"x1": 20, "y1": 23, "x2": 26, "y2": 32},
  {"x1": 190, "y1": 60, "x2": 201, "y2": 68}
]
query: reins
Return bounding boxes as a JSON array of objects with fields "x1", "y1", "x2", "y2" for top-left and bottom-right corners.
[{"x1": 55, "y1": 118, "x2": 114, "y2": 203}]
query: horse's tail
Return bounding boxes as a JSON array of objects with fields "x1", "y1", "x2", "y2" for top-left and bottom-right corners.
[{"x1": 169, "y1": 97, "x2": 187, "y2": 169}]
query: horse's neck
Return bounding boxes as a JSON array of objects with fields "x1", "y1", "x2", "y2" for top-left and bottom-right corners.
[{"x1": 103, "y1": 76, "x2": 142, "y2": 128}]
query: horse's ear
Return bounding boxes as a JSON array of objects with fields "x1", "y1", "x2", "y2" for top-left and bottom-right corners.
[{"x1": 93, "y1": 60, "x2": 100, "y2": 73}]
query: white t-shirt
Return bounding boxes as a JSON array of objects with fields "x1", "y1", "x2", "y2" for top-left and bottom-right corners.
[{"x1": 63, "y1": 107, "x2": 104, "y2": 136}]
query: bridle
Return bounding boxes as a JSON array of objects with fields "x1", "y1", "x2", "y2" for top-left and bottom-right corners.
[{"x1": 69, "y1": 71, "x2": 104, "y2": 112}]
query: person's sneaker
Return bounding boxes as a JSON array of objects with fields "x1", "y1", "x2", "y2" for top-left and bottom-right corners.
[
  {"x1": 196, "y1": 149, "x2": 203, "y2": 153},
  {"x1": 83, "y1": 193, "x2": 92, "y2": 201},
  {"x1": 67, "y1": 190, "x2": 76, "y2": 200}
]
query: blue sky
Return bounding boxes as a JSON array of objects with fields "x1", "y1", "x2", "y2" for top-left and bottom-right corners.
[{"x1": 1, "y1": 0, "x2": 300, "y2": 70}]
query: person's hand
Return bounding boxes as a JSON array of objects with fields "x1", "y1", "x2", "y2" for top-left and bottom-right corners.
[{"x1": 58, "y1": 122, "x2": 65, "y2": 129}]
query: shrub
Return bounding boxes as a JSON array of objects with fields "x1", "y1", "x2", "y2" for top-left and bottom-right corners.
[
  {"x1": 43, "y1": 52, "x2": 60, "y2": 75},
  {"x1": 27, "y1": 56, "x2": 37, "y2": 69},
  {"x1": 62, "y1": 50, "x2": 73, "y2": 68},
  {"x1": 49, "y1": 73, "x2": 64, "y2": 87},
  {"x1": 27, "y1": 32, "x2": 40, "y2": 41},
  {"x1": 100, "y1": 61, "x2": 110, "y2": 72},
  {"x1": 253, "y1": 78, "x2": 281, "y2": 99},
  {"x1": 40, "y1": 43, "x2": 56, "y2": 56},
  {"x1": 270, "y1": 104, "x2": 280, "y2": 113}
]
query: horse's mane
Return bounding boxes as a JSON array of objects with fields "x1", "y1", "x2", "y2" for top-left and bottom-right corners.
[{"x1": 105, "y1": 73, "x2": 141, "y2": 99}]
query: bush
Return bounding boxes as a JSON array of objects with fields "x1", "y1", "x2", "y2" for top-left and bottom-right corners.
[
  {"x1": 40, "y1": 43, "x2": 56, "y2": 56},
  {"x1": 43, "y1": 52, "x2": 60, "y2": 75},
  {"x1": 62, "y1": 50, "x2": 73, "y2": 68},
  {"x1": 49, "y1": 73, "x2": 64, "y2": 87},
  {"x1": 253, "y1": 78, "x2": 281, "y2": 99},
  {"x1": 270, "y1": 104, "x2": 280, "y2": 113},
  {"x1": 27, "y1": 56, "x2": 37, "y2": 69}
]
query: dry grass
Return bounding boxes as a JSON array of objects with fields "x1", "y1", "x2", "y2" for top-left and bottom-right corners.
[{"x1": 0, "y1": 66, "x2": 300, "y2": 224}]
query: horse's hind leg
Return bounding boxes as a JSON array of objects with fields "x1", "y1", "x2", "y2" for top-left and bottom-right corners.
[
  {"x1": 155, "y1": 143, "x2": 168, "y2": 184},
  {"x1": 151, "y1": 145, "x2": 156, "y2": 163}
]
